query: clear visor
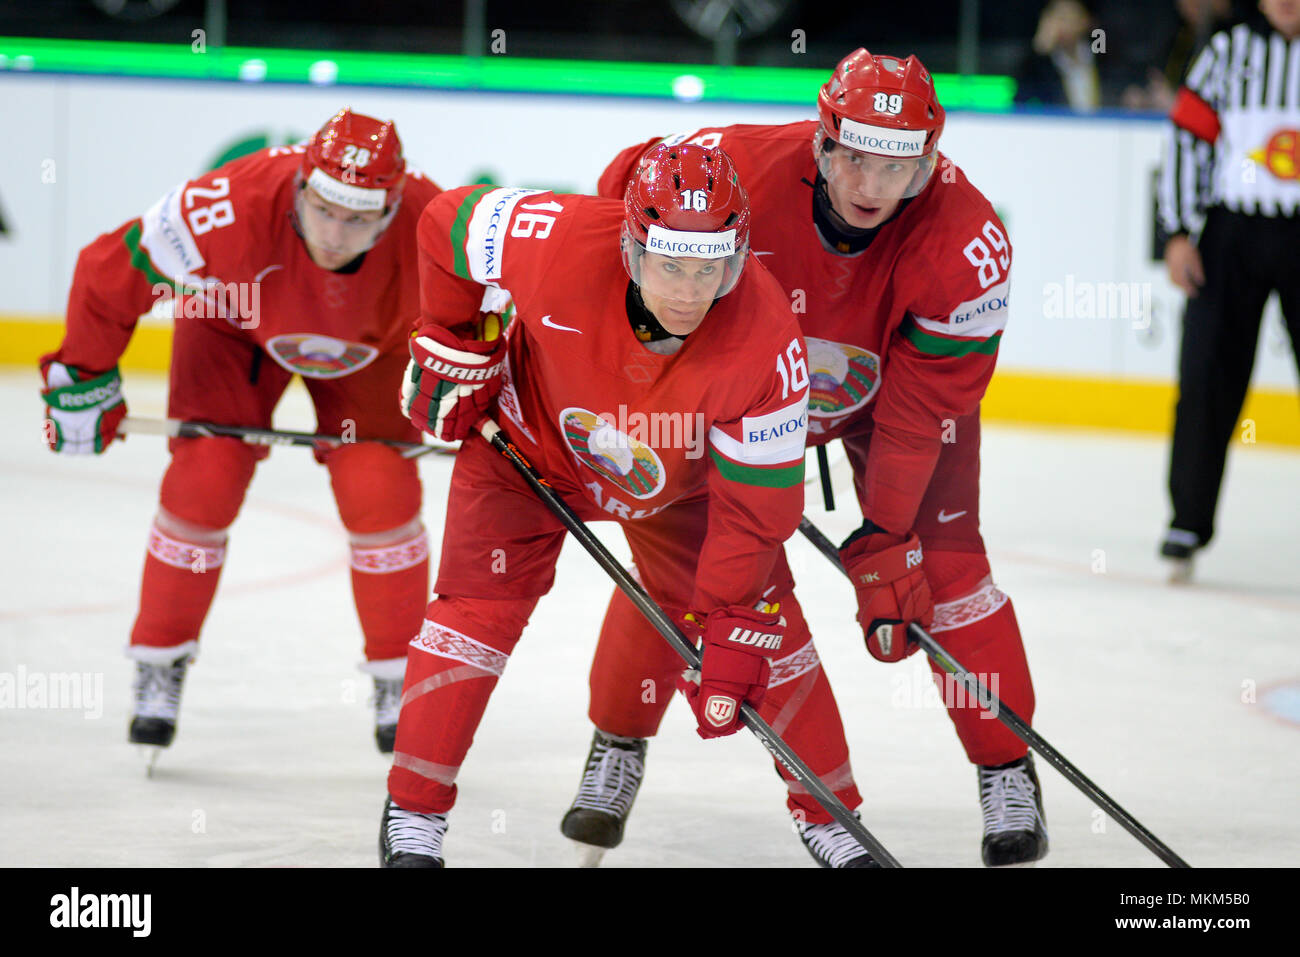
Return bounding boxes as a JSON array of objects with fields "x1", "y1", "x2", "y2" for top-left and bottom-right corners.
[
  {"x1": 814, "y1": 127, "x2": 937, "y2": 202},
  {"x1": 621, "y1": 223, "x2": 747, "y2": 300},
  {"x1": 294, "y1": 182, "x2": 398, "y2": 264}
]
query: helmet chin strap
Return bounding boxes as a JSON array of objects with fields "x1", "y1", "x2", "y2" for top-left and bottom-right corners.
[
  {"x1": 808, "y1": 172, "x2": 913, "y2": 256},
  {"x1": 625, "y1": 281, "x2": 722, "y2": 345},
  {"x1": 626, "y1": 282, "x2": 684, "y2": 343}
]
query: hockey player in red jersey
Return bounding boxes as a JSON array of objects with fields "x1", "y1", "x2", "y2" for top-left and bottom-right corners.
[
  {"x1": 40, "y1": 109, "x2": 442, "y2": 756},
  {"x1": 378, "y1": 143, "x2": 865, "y2": 867},
  {"x1": 573, "y1": 50, "x2": 1048, "y2": 867}
]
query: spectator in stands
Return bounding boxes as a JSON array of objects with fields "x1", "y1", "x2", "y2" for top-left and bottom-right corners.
[
  {"x1": 1015, "y1": 0, "x2": 1103, "y2": 111},
  {"x1": 1122, "y1": 0, "x2": 1237, "y2": 112}
]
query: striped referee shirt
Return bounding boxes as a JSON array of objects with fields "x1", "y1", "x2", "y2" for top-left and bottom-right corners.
[{"x1": 1158, "y1": 21, "x2": 1300, "y2": 237}]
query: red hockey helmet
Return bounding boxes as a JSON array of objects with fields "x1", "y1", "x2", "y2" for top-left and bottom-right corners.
[
  {"x1": 814, "y1": 49, "x2": 946, "y2": 200},
  {"x1": 621, "y1": 141, "x2": 751, "y2": 298},
  {"x1": 300, "y1": 108, "x2": 406, "y2": 213},
  {"x1": 295, "y1": 109, "x2": 406, "y2": 265}
]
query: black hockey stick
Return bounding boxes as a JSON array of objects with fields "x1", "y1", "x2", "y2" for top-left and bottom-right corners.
[
  {"x1": 797, "y1": 515, "x2": 1191, "y2": 868},
  {"x1": 480, "y1": 419, "x2": 902, "y2": 867},
  {"x1": 119, "y1": 416, "x2": 455, "y2": 459}
]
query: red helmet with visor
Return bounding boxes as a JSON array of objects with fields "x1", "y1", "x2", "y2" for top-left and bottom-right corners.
[
  {"x1": 621, "y1": 141, "x2": 751, "y2": 298},
  {"x1": 814, "y1": 49, "x2": 946, "y2": 201}
]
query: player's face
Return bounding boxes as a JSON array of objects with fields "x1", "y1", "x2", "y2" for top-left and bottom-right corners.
[
  {"x1": 297, "y1": 186, "x2": 390, "y2": 270},
  {"x1": 1261, "y1": 0, "x2": 1300, "y2": 38},
  {"x1": 638, "y1": 253, "x2": 727, "y2": 335},
  {"x1": 823, "y1": 146, "x2": 920, "y2": 229}
]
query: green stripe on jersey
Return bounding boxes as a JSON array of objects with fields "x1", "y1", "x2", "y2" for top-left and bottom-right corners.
[
  {"x1": 124, "y1": 221, "x2": 178, "y2": 290},
  {"x1": 450, "y1": 186, "x2": 495, "y2": 281},
  {"x1": 903, "y1": 322, "x2": 1002, "y2": 358},
  {"x1": 708, "y1": 449, "x2": 805, "y2": 488}
]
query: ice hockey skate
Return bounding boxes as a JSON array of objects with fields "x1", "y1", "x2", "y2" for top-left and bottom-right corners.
[
  {"x1": 129, "y1": 654, "x2": 189, "y2": 775},
  {"x1": 559, "y1": 730, "x2": 646, "y2": 866},
  {"x1": 379, "y1": 796, "x2": 447, "y2": 868},
  {"x1": 372, "y1": 676, "x2": 402, "y2": 754},
  {"x1": 978, "y1": 753, "x2": 1048, "y2": 866},
  {"x1": 1160, "y1": 528, "x2": 1201, "y2": 584},
  {"x1": 796, "y1": 812, "x2": 880, "y2": 868}
]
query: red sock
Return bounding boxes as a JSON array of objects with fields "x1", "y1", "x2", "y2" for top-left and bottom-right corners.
[
  {"x1": 129, "y1": 517, "x2": 227, "y2": 654},
  {"x1": 759, "y1": 604, "x2": 863, "y2": 824},
  {"x1": 349, "y1": 524, "x2": 430, "y2": 664},
  {"x1": 386, "y1": 596, "x2": 532, "y2": 814},
  {"x1": 929, "y1": 590, "x2": 1034, "y2": 766}
]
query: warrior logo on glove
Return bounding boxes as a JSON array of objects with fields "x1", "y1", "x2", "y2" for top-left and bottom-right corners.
[
  {"x1": 401, "y1": 321, "x2": 508, "y2": 443},
  {"x1": 705, "y1": 696, "x2": 737, "y2": 728},
  {"x1": 678, "y1": 603, "x2": 785, "y2": 738}
]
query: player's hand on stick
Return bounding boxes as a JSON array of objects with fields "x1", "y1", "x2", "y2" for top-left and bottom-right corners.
[
  {"x1": 839, "y1": 520, "x2": 933, "y2": 662},
  {"x1": 677, "y1": 603, "x2": 785, "y2": 739},
  {"x1": 401, "y1": 324, "x2": 506, "y2": 443},
  {"x1": 39, "y1": 359, "x2": 127, "y2": 454},
  {"x1": 1164, "y1": 235, "x2": 1205, "y2": 297}
]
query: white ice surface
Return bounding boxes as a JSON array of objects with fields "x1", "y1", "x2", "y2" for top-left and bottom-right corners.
[{"x1": 1, "y1": 370, "x2": 1297, "y2": 868}]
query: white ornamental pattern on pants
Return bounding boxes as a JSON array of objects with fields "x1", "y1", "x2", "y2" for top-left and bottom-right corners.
[
  {"x1": 410, "y1": 620, "x2": 508, "y2": 676},
  {"x1": 929, "y1": 582, "x2": 1009, "y2": 633},
  {"x1": 147, "y1": 524, "x2": 226, "y2": 571},
  {"x1": 767, "y1": 644, "x2": 821, "y2": 688},
  {"x1": 350, "y1": 533, "x2": 429, "y2": 574}
]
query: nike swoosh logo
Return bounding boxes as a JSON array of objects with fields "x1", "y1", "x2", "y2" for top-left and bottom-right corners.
[
  {"x1": 254, "y1": 264, "x2": 284, "y2": 282},
  {"x1": 937, "y1": 510, "x2": 967, "y2": 524},
  {"x1": 540, "y1": 314, "x2": 582, "y2": 334},
  {"x1": 754, "y1": 250, "x2": 775, "y2": 257}
]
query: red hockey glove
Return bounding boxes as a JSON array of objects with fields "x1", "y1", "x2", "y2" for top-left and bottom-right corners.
[
  {"x1": 39, "y1": 359, "x2": 127, "y2": 455},
  {"x1": 677, "y1": 603, "x2": 785, "y2": 739},
  {"x1": 401, "y1": 324, "x2": 506, "y2": 443},
  {"x1": 839, "y1": 521, "x2": 933, "y2": 663}
]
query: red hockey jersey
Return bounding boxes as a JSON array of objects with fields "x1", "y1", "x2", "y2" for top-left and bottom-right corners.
[
  {"x1": 51, "y1": 146, "x2": 442, "y2": 380},
  {"x1": 599, "y1": 122, "x2": 1010, "y2": 535},
  {"x1": 417, "y1": 185, "x2": 811, "y2": 611}
]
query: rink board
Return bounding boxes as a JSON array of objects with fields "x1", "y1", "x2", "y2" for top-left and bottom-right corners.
[{"x1": 2, "y1": 72, "x2": 1297, "y2": 441}]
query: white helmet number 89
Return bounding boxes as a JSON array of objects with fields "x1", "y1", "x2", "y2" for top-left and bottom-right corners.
[{"x1": 873, "y1": 92, "x2": 904, "y2": 115}]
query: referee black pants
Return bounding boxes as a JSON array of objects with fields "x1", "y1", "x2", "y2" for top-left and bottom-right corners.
[{"x1": 1169, "y1": 207, "x2": 1300, "y2": 545}]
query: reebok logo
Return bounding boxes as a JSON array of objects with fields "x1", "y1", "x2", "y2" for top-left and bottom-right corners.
[
  {"x1": 57, "y1": 382, "x2": 120, "y2": 409},
  {"x1": 726, "y1": 625, "x2": 783, "y2": 651},
  {"x1": 876, "y1": 624, "x2": 895, "y2": 657},
  {"x1": 906, "y1": 547, "x2": 923, "y2": 568}
]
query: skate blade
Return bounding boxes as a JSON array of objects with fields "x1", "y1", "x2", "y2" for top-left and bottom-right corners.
[
  {"x1": 137, "y1": 745, "x2": 165, "y2": 778},
  {"x1": 570, "y1": 841, "x2": 608, "y2": 868},
  {"x1": 1166, "y1": 558, "x2": 1193, "y2": 585}
]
